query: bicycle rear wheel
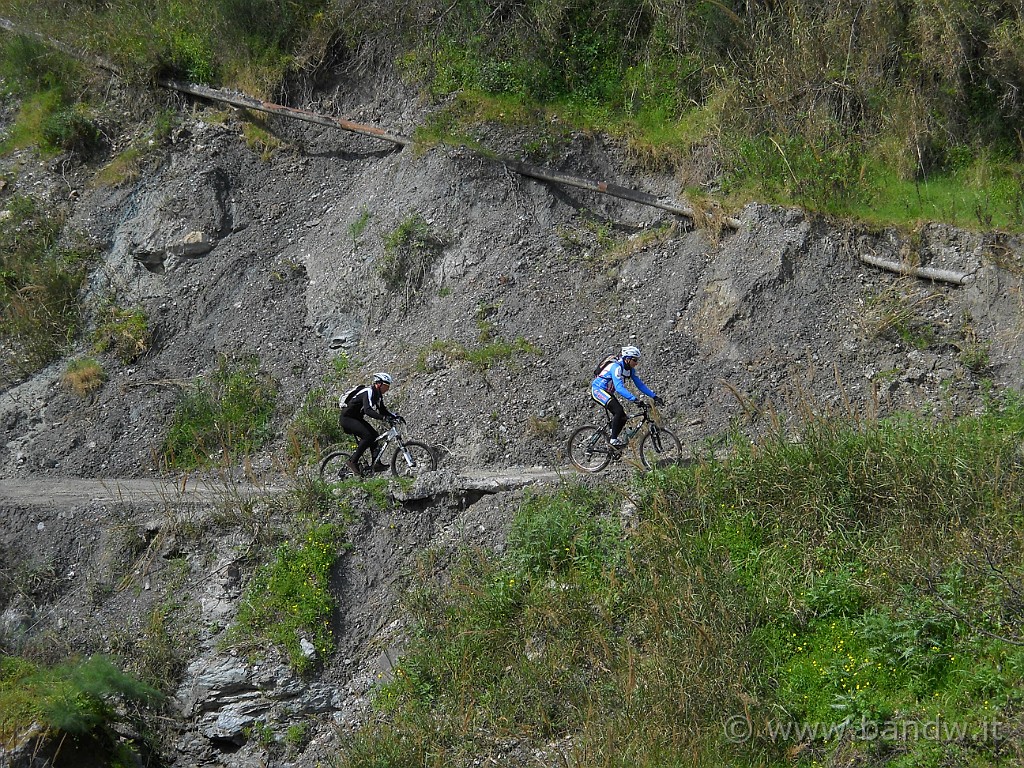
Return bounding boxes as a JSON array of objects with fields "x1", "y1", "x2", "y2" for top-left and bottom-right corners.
[
  {"x1": 639, "y1": 426, "x2": 682, "y2": 470},
  {"x1": 568, "y1": 425, "x2": 613, "y2": 473},
  {"x1": 391, "y1": 441, "x2": 437, "y2": 478},
  {"x1": 319, "y1": 450, "x2": 356, "y2": 481}
]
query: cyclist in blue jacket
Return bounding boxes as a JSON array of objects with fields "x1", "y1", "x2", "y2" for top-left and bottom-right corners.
[{"x1": 591, "y1": 345, "x2": 663, "y2": 446}]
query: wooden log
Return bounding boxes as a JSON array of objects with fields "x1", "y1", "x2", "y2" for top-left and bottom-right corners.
[
  {"x1": 859, "y1": 253, "x2": 971, "y2": 286},
  {"x1": 168, "y1": 81, "x2": 737, "y2": 227},
  {"x1": 162, "y1": 80, "x2": 415, "y2": 148},
  {"x1": 500, "y1": 158, "x2": 742, "y2": 229}
]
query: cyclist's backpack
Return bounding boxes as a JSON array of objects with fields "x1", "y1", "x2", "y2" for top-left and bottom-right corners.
[
  {"x1": 592, "y1": 352, "x2": 619, "y2": 378},
  {"x1": 342, "y1": 384, "x2": 364, "y2": 405}
]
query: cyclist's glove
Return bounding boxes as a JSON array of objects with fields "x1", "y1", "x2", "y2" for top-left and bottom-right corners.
[
  {"x1": 636, "y1": 399, "x2": 649, "y2": 410},
  {"x1": 653, "y1": 396, "x2": 665, "y2": 407},
  {"x1": 394, "y1": 415, "x2": 407, "y2": 424}
]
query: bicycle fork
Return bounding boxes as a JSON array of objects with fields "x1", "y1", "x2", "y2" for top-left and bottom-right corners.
[
  {"x1": 396, "y1": 443, "x2": 418, "y2": 469},
  {"x1": 649, "y1": 424, "x2": 664, "y2": 452}
]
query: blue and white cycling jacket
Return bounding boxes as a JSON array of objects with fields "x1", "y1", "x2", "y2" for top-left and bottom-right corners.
[{"x1": 591, "y1": 358, "x2": 656, "y2": 403}]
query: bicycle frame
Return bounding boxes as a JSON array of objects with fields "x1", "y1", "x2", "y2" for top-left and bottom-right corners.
[
  {"x1": 568, "y1": 402, "x2": 680, "y2": 473},
  {"x1": 364, "y1": 424, "x2": 402, "y2": 467},
  {"x1": 320, "y1": 420, "x2": 437, "y2": 480},
  {"x1": 618, "y1": 411, "x2": 648, "y2": 445},
  {"x1": 607, "y1": 405, "x2": 659, "y2": 448}
]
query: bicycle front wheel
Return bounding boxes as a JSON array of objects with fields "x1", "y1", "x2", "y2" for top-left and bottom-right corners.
[
  {"x1": 639, "y1": 426, "x2": 682, "y2": 470},
  {"x1": 319, "y1": 450, "x2": 356, "y2": 481},
  {"x1": 391, "y1": 441, "x2": 437, "y2": 478},
  {"x1": 568, "y1": 425, "x2": 612, "y2": 473}
]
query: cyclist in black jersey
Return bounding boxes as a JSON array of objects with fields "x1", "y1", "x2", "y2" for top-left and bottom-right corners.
[{"x1": 340, "y1": 372, "x2": 403, "y2": 475}]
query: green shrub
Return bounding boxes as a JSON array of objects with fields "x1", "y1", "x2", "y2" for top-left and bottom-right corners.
[
  {"x1": 464, "y1": 337, "x2": 540, "y2": 371},
  {"x1": 959, "y1": 341, "x2": 991, "y2": 372},
  {"x1": 0, "y1": 196, "x2": 96, "y2": 386},
  {"x1": 161, "y1": 355, "x2": 277, "y2": 469},
  {"x1": 165, "y1": 29, "x2": 216, "y2": 83},
  {"x1": 41, "y1": 105, "x2": 103, "y2": 156},
  {"x1": 0, "y1": 36, "x2": 91, "y2": 158},
  {"x1": 0, "y1": 655, "x2": 162, "y2": 746},
  {"x1": 380, "y1": 214, "x2": 446, "y2": 297},
  {"x1": 349, "y1": 206, "x2": 371, "y2": 242},
  {"x1": 230, "y1": 522, "x2": 343, "y2": 674},
  {"x1": 0, "y1": 35, "x2": 83, "y2": 98},
  {"x1": 415, "y1": 336, "x2": 540, "y2": 373},
  {"x1": 340, "y1": 398, "x2": 1024, "y2": 766},
  {"x1": 9, "y1": 0, "x2": 1024, "y2": 230},
  {"x1": 284, "y1": 385, "x2": 347, "y2": 463},
  {"x1": 91, "y1": 305, "x2": 150, "y2": 363}
]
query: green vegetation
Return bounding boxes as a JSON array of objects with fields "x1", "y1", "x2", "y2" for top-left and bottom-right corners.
[
  {"x1": 339, "y1": 397, "x2": 1024, "y2": 767},
  {"x1": 0, "y1": 194, "x2": 98, "y2": 387},
  {"x1": 228, "y1": 485, "x2": 350, "y2": 674},
  {"x1": 380, "y1": 214, "x2": 446, "y2": 298},
  {"x1": 2, "y1": 1, "x2": 1023, "y2": 229},
  {"x1": 382, "y1": 0, "x2": 1024, "y2": 230},
  {"x1": 285, "y1": 384, "x2": 348, "y2": 463},
  {"x1": 93, "y1": 145, "x2": 145, "y2": 188},
  {"x1": 161, "y1": 355, "x2": 277, "y2": 469},
  {"x1": 92, "y1": 109, "x2": 178, "y2": 188},
  {"x1": 284, "y1": 353, "x2": 360, "y2": 464},
  {"x1": 415, "y1": 335, "x2": 540, "y2": 373},
  {"x1": 61, "y1": 356, "x2": 106, "y2": 398},
  {"x1": 1, "y1": 0, "x2": 333, "y2": 96},
  {"x1": 0, "y1": 35, "x2": 98, "y2": 157},
  {"x1": 526, "y1": 413, "x2": 559, "y2": 440},
  {"x1": 349, "y1": 206, "x2": 371, "y2": 242},
  {"x1": 0, "y1": 655, "x2": 162, "y2": 753},
  {"x1": 131, "y1": 600, "x2": 194, "y2": 694},
  {"x1": 284, "y1": 721, "x2": 310, "y2": 752},
  {"x1": 414, "y1": 304, "x2": 543, "y2": 371},
  {"x1": 91, "y1": 304, "x2": 150, "y2": 363},
  {"x1": 240, "y1": 113, "x2": 286, "y2": 160}
]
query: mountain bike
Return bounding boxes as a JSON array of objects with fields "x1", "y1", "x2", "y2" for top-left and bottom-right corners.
[
  {"x1": 319, "y1": 418, "x2": 436, "y2": 480},
  {"x1": 567, "y1": 401, "x2": 682, "y2": 473}
]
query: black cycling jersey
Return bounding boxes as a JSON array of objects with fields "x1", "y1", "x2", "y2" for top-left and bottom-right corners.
[{"x1": 342, "y1": 385, "x2": 396, "y2": 422}]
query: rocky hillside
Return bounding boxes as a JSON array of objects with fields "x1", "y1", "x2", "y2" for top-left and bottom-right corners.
[
  {"x1": 2, "y1": 72, "x2": 1023, "y2": 479},
  {"x1": 2, "y1": 64, "x2": 1024, "y2": 767}
]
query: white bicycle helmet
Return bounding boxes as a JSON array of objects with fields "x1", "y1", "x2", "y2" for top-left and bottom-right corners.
[
  {"x1": 621, "y1": 345, "x2": 641, "y2": 359},
  {"x1": 372, "y1": 372, "x2": 393, "y2": 385}
]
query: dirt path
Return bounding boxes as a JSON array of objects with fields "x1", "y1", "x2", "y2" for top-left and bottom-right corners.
[
  {"x1": 0, "y1": 466, "x2": 573, "y2": 508},
  {"x1": 0, "y1": 475, "x2": 288, "y2": 507}
]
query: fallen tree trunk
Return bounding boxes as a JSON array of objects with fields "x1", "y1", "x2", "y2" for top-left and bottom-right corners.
[
  {"x1": 500, "y1": 158, "x2": 742, "y2": 229},
  {"x1": 162, "y1": 80, "x2": 415, "y2": 148},
  {"x1": 859, "y1": 253, "x2": 972, "y2": 286}
]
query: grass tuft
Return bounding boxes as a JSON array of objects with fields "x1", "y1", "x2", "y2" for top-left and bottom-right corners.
[
  {"x1": 229, "y1": 520, "x2": 343, "y2": 675},
  {"x1": 61, "y1": 357, "x2": 106, "y2": 398}
]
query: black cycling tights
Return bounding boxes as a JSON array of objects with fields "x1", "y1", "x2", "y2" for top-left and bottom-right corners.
[
  {"x1": 341, "y1": 417, "x2": 378, "y2": 462},
  {"x1": 605, "y1": 396, "x2": 626, "y2": 439}
]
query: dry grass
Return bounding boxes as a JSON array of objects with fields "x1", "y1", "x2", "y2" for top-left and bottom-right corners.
[{"x1": 61, "y1": 357, "x2": 107, "y2": 397}]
